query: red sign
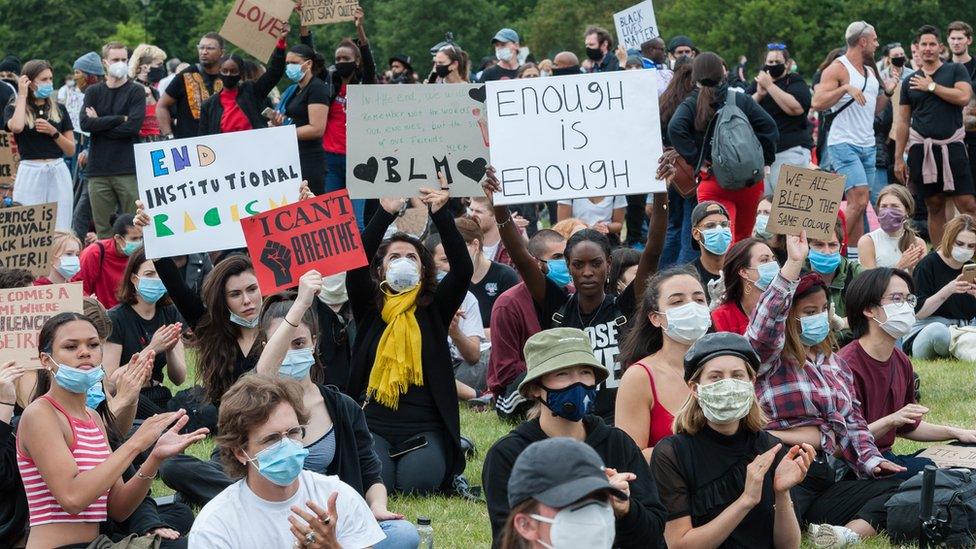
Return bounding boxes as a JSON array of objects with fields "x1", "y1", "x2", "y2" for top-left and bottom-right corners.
[{"x1": 241, "y1": 190, "x2": 367, "y2": 293}]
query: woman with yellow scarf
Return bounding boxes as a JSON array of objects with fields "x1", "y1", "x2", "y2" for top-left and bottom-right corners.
[{"x1": 346, "y1": 177, "x2": 472, "y2": 495}]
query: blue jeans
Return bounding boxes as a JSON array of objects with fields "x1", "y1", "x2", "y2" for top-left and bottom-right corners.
[
  {"x1": 375, "y1": 519, "x2": 420, "y2": 549},
  {"x1": 827, "y1": 142, "x2": 876, "y2": 191},
  {"x1": 864, "y1": 168, "x2": 889, "y2": 233},
  {"x1": 325, "y1": 151, "x2": 367, "y2": 230},
  {"x1": 660, "y1": 186, "x2": 699, "y2": 269},
  {"x1": 910, "y1": 322, "x2": 951, "y2": 359}
]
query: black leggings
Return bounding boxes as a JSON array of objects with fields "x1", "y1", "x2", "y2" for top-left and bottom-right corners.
[
  {"x1": 371, "y1": 430, "x2": 448, "y2": 496},
  {"x1": 158, "y1": 447, "x2": 232, "y2": 508},
  {"x1": 791, "y1": 459, "x2": 901, "y2": 530}
]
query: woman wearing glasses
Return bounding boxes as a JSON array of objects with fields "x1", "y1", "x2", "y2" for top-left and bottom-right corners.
[
  {"x1": 746, "y1": 43, "x2": 813, "y2": 194},
  {"x1": 839, "y1": 268, "x2": 976, "y2": 479}
]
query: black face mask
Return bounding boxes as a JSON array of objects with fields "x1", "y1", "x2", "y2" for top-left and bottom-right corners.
[
  {"x1": 434, "y1": 64, "x2": 451, "y2": 78},
  {"x1": 552, "y1": 65, "x2": 581, "y2": 77},
  {"x1": 585, "y1": 47, "x2": 604, "y2": 62},
  {"x1": 763, "y1": 63, "x2": 786, "y2": 78},
  {"x1": 147, "y1": 66, "x2": 167, "y2": 83},
  {"x1": 220, "y1": 74, "x2": 240, "y2": 89},
  {"x1": 335, "y1": 61, "x2": 357, "y2": 78},
  {"x1": 891, "y1": 56, "x2": 906, "y2": 68}
]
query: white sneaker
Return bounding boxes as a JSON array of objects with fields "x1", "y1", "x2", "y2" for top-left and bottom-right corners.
[{"x1": 808, "y1": 523, "x2": 861, "y2": 548}]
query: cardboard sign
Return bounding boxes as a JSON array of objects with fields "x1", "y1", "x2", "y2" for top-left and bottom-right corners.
[
  {"x1": 241, "y1": 190, "x2": 366, "y2": 293},
  {"x1": 0, "y1": 131, "x2": 19, "y2": 185},
  {"x1": 767, "y1": 166, "x2": 845, "y2": 241},
  {"x1": 220, "y1": 0, "x2": 295, "y2": 62},
  {"x1": 299, "y1": 0, "x2": 358, "y2": 25},
  {"x1": 346, "y1": 84, "x2": 489, "y2": 198},
  {"x1": 486, "y1": 70, "x2": 664, "y2": 206},
  {"x1": 918, "y1": 444, "x2": 976, "y2": 469},
  {"x1": 614, "y1": 0, "x2": 660, "y2": 51},
  {"x1": 0, "y1": 283, "x2": 83, "y2": 368},
  {"x1": 135, "y1": 126, "x2": 303, "y2": 259},
  {"x1": 0, "y1": 202, "x2": 57, "y2": 277}
]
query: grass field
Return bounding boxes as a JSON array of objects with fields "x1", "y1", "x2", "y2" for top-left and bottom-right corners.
[{"x1": 158, "y1": 357, "x2": 976, "y2": 548}]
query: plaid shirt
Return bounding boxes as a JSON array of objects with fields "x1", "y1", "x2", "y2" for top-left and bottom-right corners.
[{"x1": 746, "y1": 274, "x2": 884, "y2": 478}]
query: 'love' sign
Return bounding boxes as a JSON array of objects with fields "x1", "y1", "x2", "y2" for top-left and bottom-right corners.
[{"x1": 220, "y1": 0, "x2": 295, "y2": 62}]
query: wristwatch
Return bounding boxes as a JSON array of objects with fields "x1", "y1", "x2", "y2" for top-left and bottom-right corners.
[{"x1": 928, "y1": 81, "x2": 937, "y2": 93}]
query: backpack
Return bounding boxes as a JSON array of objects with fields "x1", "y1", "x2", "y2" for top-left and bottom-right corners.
[
  {"x1": 885, "y1": 467, "x2": 976, "y2": 547},
  {"x1": 708, "y1": 88, "x2": 765, "y2": 190}
]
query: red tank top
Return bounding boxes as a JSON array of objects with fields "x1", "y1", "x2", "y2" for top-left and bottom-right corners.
[{"x1": 636, "y1": 361, "x2": 676, "y2": 447}]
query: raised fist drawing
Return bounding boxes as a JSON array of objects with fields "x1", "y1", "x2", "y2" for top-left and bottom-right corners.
[{"x1": 260, "y1": 240, "x2": 293, "y2": 287}]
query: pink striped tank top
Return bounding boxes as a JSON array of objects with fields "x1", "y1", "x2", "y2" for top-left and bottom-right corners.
[{"x1": 16, "y1": 395, "x2": 111, "y2": 526}]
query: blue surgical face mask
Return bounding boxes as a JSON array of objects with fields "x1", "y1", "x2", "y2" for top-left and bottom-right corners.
[
  {"x1": 541, "y1": 381, "x2": 597, "y2": 422},
  {"x1": 245, "y1": 438, "x2": 309, "y2": 486},
  {"x1": 285, "y1": 63, "x2": 305, "y2": 82},
  {"x1": 545, "y1": 259, "x2": 571, "y2": 287},
  {"x1": 808, "y1": 249, "x2": 841, "y2": 274},
  {"x1": 35, "y1": 82, "x2": 54, "y2": 99},
  {"x1": 280, "y1": 347, "x2": 315, "y2": 379},
  {"x1": 230, "y1": 311, "x2": 260, "y2": 329},
  {"x1": 51, "y1": 360, "x2": 105, "y2": 394},
  {"x1": 754, "y1": 214, "x2": 773, "y2": 239},
  {"x1": 87, "y1": 381, "x2": 105, "y2": 409},
  {"x1": 798, "y1": 312, "x2": 830, "y2": 346},
  {"x1": 121, "y1": 239, "x2": 142, "y2": 256},
  {"x1": 701, "y1": 227, "x2": 732, "y2": 255},
  {"x1": 137, "y1": 276, "x2": 168, "y2": 304},
  {"x1": 56, "y1": 255, "x2": 81, "y2": 279},
  {"x1": 752, "y1": 261, "x2": 780, "y2": 290},
  {"x1": 436, "y1": 270, "x2": 447, "y2": 282}
]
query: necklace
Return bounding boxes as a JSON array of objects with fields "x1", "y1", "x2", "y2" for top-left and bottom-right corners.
[{"x1": 576, "y1": 294, "x2": 608, "y2": 329}]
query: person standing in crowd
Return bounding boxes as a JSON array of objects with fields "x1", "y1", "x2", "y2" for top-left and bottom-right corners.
[
  {"x1": 188, "y1": 374, "x2": 385, "y2": 548},
  {"x1": 711, "y1": 237, "x2": 779, "y2": 334},
  {"x1": 388, "y1": 54, "x2": 415, "y2": 84},
  {"x1": 813, "y1": 21, "x2": 890, "y2": 256},
  {"x1": 76, "y1": 214, "x2": 142, "y2": 309},
  {"x1": 0, "y1": 55, "x2": 18, "y2": 107},
  {"x1": 857, "y1": 184, "x2": 927, "y2": 270},
  {"x1": 880, "y1": 43, "x2": 911, "y2": 81},
  {"x1": 669, "y1": 53, "x2": 778, "y2": 244},
  {"x1": 34, "y1": 230, "x2": 82, "y2": 286},
  {"x1": 667, "y1": 36, "x2": 698, "y2": 67},
  {"x1": 615, "y1": 266, "x2": 709, "y2": 461},
  {"x1": 551, "y1": 51, "x2": 582, "y2": 76},
  {"x1": 128, "y1": 44, "x2": 167, "y2": 142},
  {"x1": 468, "y1": 197, "x2": 514, "y2": 266},
  {"x1": 68, "y1": 51, "x2": 104, "y2": 242},
  {"x1": 651, "y1": 332, "x2": 813, "y2": 548},
  {"x1": 947, "y1": 21, "x2": 976, "y2": 183},
  {"x1": 641, "y1": 37, "x2": 673, "y2": 93},
  {"x1": 480, "y1": 28, "x2": 522, "y2": 82},
  {"x1": 276, "y1": 42, "x2": 329, "y2": 194},
  {"x1": 583, "y1": 26, "x2": 620, "y2": 73},
  {"x1": 608, "y1": 248, "x2": 641, "y2": 296},
  {"x1": 841, "y1": 268, "x2": 976, "y2": 479},
  {"x1": 747, "y1": 43, "x2": 813, "y2": 194},
  {"x1": 515, "y1": 63, "x2": 539, "y2": 79},
  {"x1": 4, "y1": 59, "x2": 75, "y2": 230},
  {"x1": 57, "y1": 57, "x2": 86, "y2": 177},
  {"x1": 454, "y1": 217, "x2": 519, "y2": 340},
  {"x1": 498, "y1": 438, "x2": 624, "y2": 549},
  {"x1": 894, "y1": 25, "x2": 976, "y2": 246},
  {"x1": 428, "y1": 43, "x2": 469, "y2": 84},
  {"x1": 688, "y1": 201, "x2": 732, "y2": 297},
  {"x1": 483, "y1": 328, "x2": 667, "y2": 548},
  {"x1": 907, "y1": 214, "x2": 976, "y2": 359},
  {"x1": 157, "y1": 32, "x2": 224, "y2": 139},
  {"x1": 80, "y1": 42, "x2": 145, "y2": 239},
  {"x1": 556, "y1": 195, "x2": 625, "y2": 245},
  {"x1": 658, "y1": 58, "x2": 698, "y2": 269}
]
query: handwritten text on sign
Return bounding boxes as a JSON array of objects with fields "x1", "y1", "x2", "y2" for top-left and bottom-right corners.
[
  {"x1": 241, "y1": 190, "x2": 366, "y2": 294},
  {"x1": 0, "y1": 283, "x2": 83, "y2": 368},
  {"x1": 918, "y1": 444, "x2": 976, "y2": 469},
  {"x1": 300, "y1": 0, "x2": 358, "y2": 25},
  {"x1": 220, "y1": 0, "x2": 294, "y2": 61},
  {"x1": 767, "y1": 166, "x2": 845, "y2": 241},
  {"x1": 0, "y1": 202, "x2": 57, "y2": 277},
  {"x1": 346, "y1": 84, "x2": 488, "y2": 198},
  {"x1": 486, "y1": 70, "x2": 663, "y2": 206},
  {"x1": 614, "y1": 0, "x2": 660, "y2": 51},
  {"x1": 0, "y1": 131, "x2": 20, "y2": 184},
  {"x1": 135, "y1": 126, "x2": 302, "y2": 259}
]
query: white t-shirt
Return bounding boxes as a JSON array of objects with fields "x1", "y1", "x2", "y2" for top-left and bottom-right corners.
[
  {"x1": 188, "y1": 471, "x2": 385, "y2": 549},
  {"x1": 557, "y1": 196, "x2": 626, "y2": 226},
  {"x1": 448, "y1": 291, "x2": 488, "y2": 362},
  {"x1": 57, "y1": 85, "x2": 86, "y2": 136}
]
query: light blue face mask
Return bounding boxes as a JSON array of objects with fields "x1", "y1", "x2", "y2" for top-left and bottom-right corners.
[
  {"x1": 246, "y1": 438, "x2": 309, "y2": 486},
  {"x1": 230, "y1": 311, "x2": 260, "y2": 329},
  {"x1": 753, "y1": 261, "x2": 780, "y2": 290},
  {"x1": 280, "y1": 347, "x2": 315, "y2": 380},
  {"x1": 798, "y1": 312, "x2": 830, "y2": 346},
  {"x1": 52, "y1": 360, "x2": 105, "y2": 394},
  {"x1": 285, "y1": 63, "x2": 305, "y2": 82},
  {"x1": 701, "y1": 227, "x2": 732, "y2": 255},
  {"x1": 808, "y1": 249, "x2": 841, "y2": 274},
  {"x1": 121, "y1": 239, "x2": 142, "y2": 256},
  {"x1": 137, "y1": 276, "x2": 168, "y2": 304},
  {"x1": 545, "y1": 259, "x2": 571, "y2": 287},
  {"x1": 87, "y1": 381, "x2": 105, "y2": 409},
  {"x1": 754, "y1": 214, "x2": 773, "y2": 239},
  {"x1": 35, "y1": 82, "x2": 54, "y2": 99},
  {"x1": 436, "y1": 270, "x2": 448, "y2": 282},
  {"x1": 56, "y1": 255, "x2": 81, "y2": 279}
]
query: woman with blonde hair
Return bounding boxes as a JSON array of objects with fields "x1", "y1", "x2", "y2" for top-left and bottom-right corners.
[
  {"x1": 128, "y1": 44, "x2": 167, "y2": 141},
  {"x1": 651, "y1": 332, "x2": 813, "y2": 548},
  {"x1": 857, "y1": 184, "x2": 927, "y2": 271},
  {"x1": 34, "y1": 230, "x2": 82, "y2": 285}
]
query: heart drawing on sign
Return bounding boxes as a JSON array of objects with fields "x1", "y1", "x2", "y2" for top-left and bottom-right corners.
[
  {"x1": 468, "y1": 85, "x2": 486, "y2": 103},
  {"x1": 353, "y1": 157, "x2": 379, "y2": 183},
  {"x1": 458, "y1": 158, "x2": 488, "y2": 182}
]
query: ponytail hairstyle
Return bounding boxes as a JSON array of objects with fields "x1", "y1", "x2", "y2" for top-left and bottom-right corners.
[
  {"x1": 21, "y1": 59, "x2": 62, "y2": 127},
  {"x1": 692, "y1": 52, "x2": 726, "y2": 132},
  {"x1": 438, "y1": 44, "x2": 470, "y2": 82},
  {"x1": 618, "y1": 265, "x2": 702, "y2": 366},
  {"x1": 289, "y1": 44, "x2": 327, "y2": 77},
  {"x1": 259, "y1": 292, "x2": 325, "y2": 385},
  {"x1": 876, "y1": 184, "x2": 920, "y2": 252}
]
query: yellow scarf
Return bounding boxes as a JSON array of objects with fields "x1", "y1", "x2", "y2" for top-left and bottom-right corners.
[{"x1": 367, "y1": 284, "x2": 423, "y2": 409}]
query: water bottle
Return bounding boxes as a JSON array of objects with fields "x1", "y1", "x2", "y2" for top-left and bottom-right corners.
[{"x1": 416, "y1": 516, "x2": 433, "y2": 548}]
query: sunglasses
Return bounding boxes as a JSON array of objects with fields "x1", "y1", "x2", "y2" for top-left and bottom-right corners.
[{"x1": 767, "y1": 43, "x2": 787, "y2": 51}]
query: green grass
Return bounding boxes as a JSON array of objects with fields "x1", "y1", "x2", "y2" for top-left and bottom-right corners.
[{"x1": 157, "y1": 356, "x2": 976, "y2": 548}]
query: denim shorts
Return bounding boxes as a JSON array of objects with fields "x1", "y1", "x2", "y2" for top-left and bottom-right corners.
[{"x1": 828, "y1": 142, "x2": 876, "y2": 191}]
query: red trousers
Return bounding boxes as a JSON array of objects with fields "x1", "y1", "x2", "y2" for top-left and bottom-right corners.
[{"x1": 697, "y1": 173, "x2": 764, "y2": 243}]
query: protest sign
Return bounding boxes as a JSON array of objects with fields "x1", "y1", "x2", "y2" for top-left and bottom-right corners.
[
  {"x1": 918, "y1": 444, "x2": 976, "y2": 469},
  {"x1": 220, "y1": 0, "x2": 294, "y2": 61},
  {"x1": 346, "y1": 84, "x2": 488, "y2": 198},
  {"x1": 486, "y1": 70, "x2": 664, "y2": 206},
  {"x1": 0, "y1": 202, "x2": 57, "y2": 277},
  {"x1": 241, "y1": 190, "x2": 366, "y2": 294},
  {"x1": 614, "y1": 0, "x2": 660, "y2": 51},
  {"x1": 135, "y1": 125, "x2": 303, "y2": 259},
  {"x1": 299, "y1": 0, "x2": 358, "y2": 25},
  {"x1": 0, "y1": 131, "x2": 19, "y2": 185},
  {"x1": 766, "y1": 166, "x2": 845, "y2": 241},
  {"x1": 0, "y1": 283, "x2": 83, "y2": 368}
]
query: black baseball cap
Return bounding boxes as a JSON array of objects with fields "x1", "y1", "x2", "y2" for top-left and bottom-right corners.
[
  {"x1": 683, "y1": 332, "x2": 761, "y2": 382},
  {"x1": 690, "y1": 200, "x2": 730, "y2": 251},
  {"x1": 507, "y1": 438, "x2": 628, "y2": 508}
]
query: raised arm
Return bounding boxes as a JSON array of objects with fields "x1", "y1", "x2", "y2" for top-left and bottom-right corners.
[
  {"x1": 746, "y1": 232, "x2": 807, "y2": 369},
  {"x1": 634, "y1": 191, "x2": 668, "y2": 299},
  {"x1": 346, "y1": 198, "x2": 400, "y2": 320},
  {"x1": 256, "y1": 270, "x2": 321, "y2": 375},
  {"x1": 428, "y1": 177, "x2": 472, "y2": 321},
  {"x1": 253, "y1": 38, "x2": 288, "y2": 101}
]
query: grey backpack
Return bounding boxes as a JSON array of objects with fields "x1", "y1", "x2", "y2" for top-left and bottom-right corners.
[
  {"x1": 709, "y1": 88, "x2": 764, "y2": 190},
  {"x1": 885, "y1": 467, "x2": 976, "y2": 547}
]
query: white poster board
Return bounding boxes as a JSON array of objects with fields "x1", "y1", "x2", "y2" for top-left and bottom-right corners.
[
  {"x1": 346, "y1": 83, "x2": 488, "y2": 198},
  {"x1": 135, "y1": 126, "x2": 303, "y2": 259},
  {"x1": 614, "y1": 0, "x2": 660, "y2": 51},
  {"x1": 486, "y1": 70, "x2": 664, "y2": 206}
]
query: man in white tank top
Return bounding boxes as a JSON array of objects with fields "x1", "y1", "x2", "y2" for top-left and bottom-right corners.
[{"x1": 813, "y1": 21, "x2": 895, "y2": 255}]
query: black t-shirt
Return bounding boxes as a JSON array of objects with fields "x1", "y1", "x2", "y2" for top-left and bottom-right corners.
[
  {"x1": 164, "y1": 67, "x2": 221, "y2": 139},
  {"x1": 479, "y1": 65, "x2": 519, "y2": 82},
  {"x1": 913, "y1": 251, "x2": 976, "y2": 321},
  {"x1": 3, "y1": 103, "x2": 72, "y2": 160},
  {"x1": 470, "y1": 261, "x2": 519, "y2": 328},
  {"x1": 900, "y1": 62, "x2": 970, "y2": 139},
  {"x1": 692, "y1": 258, "x2": 721, "y2": 301},
  {"x1": 746, "y1": 75, "x2": 812, "y2": 152},
  {"x1": 285, "y1": 77, "x2": 331, "y2": 152},
  {"x1": 107, "y1": 302, "x2": 184, "y2": 383}
]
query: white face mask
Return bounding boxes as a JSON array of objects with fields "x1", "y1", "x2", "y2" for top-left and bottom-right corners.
[
  {"x1": 952, "y1": 246, "x2": 974, "y2": 263},
  {"x1": 662, "y1": 302, "x2": 711, "y2": 344},
  {"x1": 531, "y1": 500, "x2": 615, "y2": 549},
  {"x1": 496, "y1": 47, "x2": 514, "y2": 62},
  {"x1": 385, "y1": 257, "x2": 421, "y2": 292},
  {"x1": 696, "y1": 377, "x2": 755, "y2": 424},
  {"x1": 875, "y1": 302, "x2": 916, "y2": 339},
  {"x1": 107, "y1": 61, "x2": 128, "y2": 79}
]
